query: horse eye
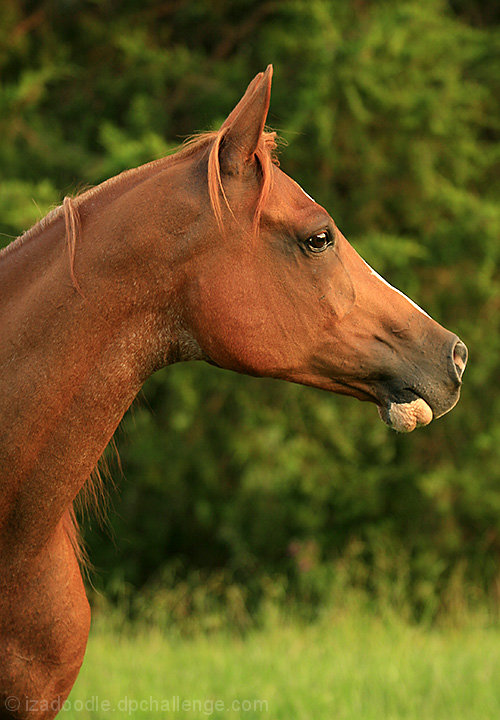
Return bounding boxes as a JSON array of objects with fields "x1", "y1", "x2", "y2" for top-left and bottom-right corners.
[{"x1": 305, "y1": 231, "x2": 330, "y2": 253}]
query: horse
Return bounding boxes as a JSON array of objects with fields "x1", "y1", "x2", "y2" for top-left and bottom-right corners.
[{"x1": 0, "y1": 65, "x2": 467, "y2": 718}]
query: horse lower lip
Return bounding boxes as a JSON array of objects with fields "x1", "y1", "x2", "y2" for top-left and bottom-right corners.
[{"x1": 377, "y1": 395, "x2": 433, "y2": 433}]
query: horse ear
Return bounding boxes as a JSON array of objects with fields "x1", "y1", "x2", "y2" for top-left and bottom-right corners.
[{"x1": 219, "y1": 65, "x2": 273, "y2": 173}]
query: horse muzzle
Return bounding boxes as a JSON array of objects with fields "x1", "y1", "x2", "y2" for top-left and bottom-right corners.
[{"x1": 376, "y1": 337, "x2": 468, "y2": 432}]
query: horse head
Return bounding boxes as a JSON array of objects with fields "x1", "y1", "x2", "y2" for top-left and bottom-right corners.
[{"x1": 161, "y1": 66, "x2": 466, "y2": 432}]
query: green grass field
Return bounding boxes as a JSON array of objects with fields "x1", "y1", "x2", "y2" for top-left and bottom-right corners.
[{"x1": 63, "y1": 609, "x2": 500, "y2": 719}]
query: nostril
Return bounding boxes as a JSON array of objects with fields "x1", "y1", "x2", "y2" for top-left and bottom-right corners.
[{"x1": 452, "y1": 339, "x2": 468, "y2": 381}]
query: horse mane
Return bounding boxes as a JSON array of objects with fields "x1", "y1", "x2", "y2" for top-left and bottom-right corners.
[
  {"x1": 9, "y1": 125, "x2": 279, "y2": 569},
  {"x1": 3, "y1": 125, "x2": 279, "y2": 273}
]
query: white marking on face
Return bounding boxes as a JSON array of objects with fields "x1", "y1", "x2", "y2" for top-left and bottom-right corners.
[
  {"x1": 302, "y1": 189, "x2": 316, "y2": 203},
  {"x1": 294, "y1": 180, "x2": 317, "y2": 204},
  {"x1": 292, "y1": 177, "x2": 429, "y2": 320},
  {"x1": 362, "y1": 259, "x2": 431, "y2": 319}
]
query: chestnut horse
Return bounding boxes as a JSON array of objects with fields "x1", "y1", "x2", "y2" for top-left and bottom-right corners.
[{"x1": 0, "y1": 66, "x2": 466, "y2": 718}]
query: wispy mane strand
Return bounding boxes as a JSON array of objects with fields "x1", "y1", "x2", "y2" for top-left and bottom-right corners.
[{"x1": 205, "y1": 127, "x2": 279, "y2": 231}]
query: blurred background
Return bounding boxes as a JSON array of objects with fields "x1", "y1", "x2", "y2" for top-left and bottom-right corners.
[{"x1": 1, "y1": 0, "x2": 499, "y2": 635}]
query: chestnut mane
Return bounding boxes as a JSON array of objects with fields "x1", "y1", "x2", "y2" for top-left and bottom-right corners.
[{"x1": 3, "y1": 126, "x2": 279, "y2": 268}]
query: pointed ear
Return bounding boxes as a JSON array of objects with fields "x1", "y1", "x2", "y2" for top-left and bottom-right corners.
[{"x1": 219, "y1": 65, "x2": 273, "y2": 173}]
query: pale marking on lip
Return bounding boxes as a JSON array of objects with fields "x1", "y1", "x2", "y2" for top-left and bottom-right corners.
[
  {"x1": 361, "y1": 259, "x2": 431, "y2": 320},
  {"x1": 378, "y1": 397, "x2": 433, "y2": 433}
]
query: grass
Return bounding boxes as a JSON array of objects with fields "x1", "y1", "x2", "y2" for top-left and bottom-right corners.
[{"x1": 64, "y1": 608, "x2": 500, "y2": 719}]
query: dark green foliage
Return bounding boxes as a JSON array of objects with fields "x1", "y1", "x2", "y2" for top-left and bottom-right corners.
[{"x1": 1, "y1": 0, "x2": 498, "y2": 618}]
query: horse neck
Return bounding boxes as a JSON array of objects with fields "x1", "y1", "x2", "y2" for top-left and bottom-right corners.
[{"x1": 0, "y1": 168, "x2": 195, "y2": 558}]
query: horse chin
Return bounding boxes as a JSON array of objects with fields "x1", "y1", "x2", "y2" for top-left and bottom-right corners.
[{"x1": 377, "y1": 397, "x2": 433, "y2": 433}]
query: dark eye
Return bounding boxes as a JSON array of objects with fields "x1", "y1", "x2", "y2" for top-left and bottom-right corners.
[{"x1": 305, "y1": 231, "x2": 331, "y2": 253}]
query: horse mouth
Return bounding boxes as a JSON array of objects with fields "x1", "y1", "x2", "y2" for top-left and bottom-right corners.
[{"x1": 377, "y1": 392, "x2": 433, "y2": 433}]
